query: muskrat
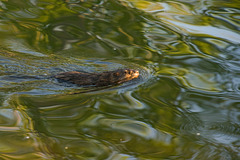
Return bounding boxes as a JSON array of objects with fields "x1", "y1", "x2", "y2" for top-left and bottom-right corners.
[{"x1": 55, "y1": 69, "x2": 139, "y2": 87}]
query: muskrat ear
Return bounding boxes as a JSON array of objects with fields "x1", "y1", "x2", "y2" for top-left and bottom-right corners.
[{"x1": 115, "y1": 72, "x2": 120, "y2": 76}]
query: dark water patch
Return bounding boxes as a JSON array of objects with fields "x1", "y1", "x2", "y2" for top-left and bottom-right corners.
[
  {"x1": 207, "y1": 122, "x2": 240, "y2": 139},
  {"x1": 63, "y1": 139, "x2": 111, "y2": 159},
  {"x1": 12, "y1": 91, "x2": 176, "y2": 159},
  {"x1": 0, "y1": 132, "x2": 53, "y2": 159}
]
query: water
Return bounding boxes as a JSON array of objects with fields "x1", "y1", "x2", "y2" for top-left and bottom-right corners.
[{"x1": 0, "y1": 0, "x2": 240, "y2": 159}]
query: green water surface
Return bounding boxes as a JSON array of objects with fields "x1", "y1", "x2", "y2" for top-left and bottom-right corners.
[{"x1": 0, "y1": 0, "x2": 240, "y2": 159}]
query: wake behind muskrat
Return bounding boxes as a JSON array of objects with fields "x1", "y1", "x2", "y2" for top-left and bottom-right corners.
[{"x1": 55, "y1": 69, "x2": 139, "y2": 87}]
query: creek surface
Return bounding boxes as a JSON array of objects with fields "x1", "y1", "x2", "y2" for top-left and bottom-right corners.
[{"x1": 0, "y1": 0, "x2": 240, "y2": 159}]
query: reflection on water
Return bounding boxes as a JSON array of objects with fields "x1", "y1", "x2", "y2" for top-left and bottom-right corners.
[{"x1": 0, "y1": 0, "x2": 240, "y2": 159}]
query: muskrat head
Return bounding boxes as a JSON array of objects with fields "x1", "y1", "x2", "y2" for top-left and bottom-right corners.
[{"x1": 112, "y1": 69, "x2": 139, "y2": 84}]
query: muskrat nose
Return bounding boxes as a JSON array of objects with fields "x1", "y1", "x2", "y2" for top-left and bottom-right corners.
[{"x1": 133, "y1": 70, "x2": 139, "y2": 78}]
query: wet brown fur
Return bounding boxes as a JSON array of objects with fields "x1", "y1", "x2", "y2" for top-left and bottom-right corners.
[{"x1": 55, "y1": 69, "x2": 139, "y2": 87}]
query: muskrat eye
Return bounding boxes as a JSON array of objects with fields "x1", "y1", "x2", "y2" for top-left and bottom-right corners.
[{"x1": 124, "y1": 70, "x2": 128, "y2": 74}]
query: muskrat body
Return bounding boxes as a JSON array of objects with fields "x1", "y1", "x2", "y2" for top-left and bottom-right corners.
[{"x1": 55, "y1": 69, "x2": 139, "y2": 87}]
